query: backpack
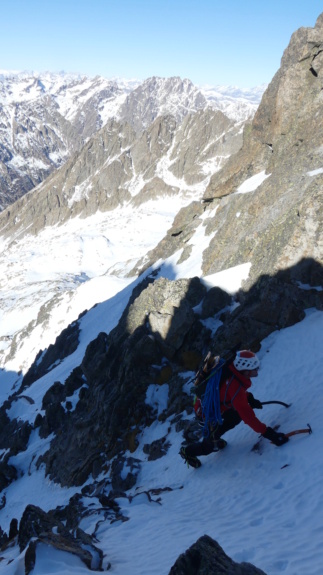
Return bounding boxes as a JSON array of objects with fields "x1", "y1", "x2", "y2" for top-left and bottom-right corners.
[
  {"x1": 193, "y1": 351, "x2": 235, "y2": 398},
  {"x1": 192, "y1": 351, "x2": 236, "y2": 438}
]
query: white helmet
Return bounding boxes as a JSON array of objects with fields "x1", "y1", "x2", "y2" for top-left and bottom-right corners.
[{"x1": 234, "y1": 350, "x2": 260, "y2": 371}]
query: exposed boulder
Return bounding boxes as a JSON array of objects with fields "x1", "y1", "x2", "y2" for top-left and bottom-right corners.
[
  {"x1": 169, "y1": 534, "x2": 267, "y2": 575},
  {"x1": 200, "y1": 286, "x2": 232, "y2": 319},
  {"x1": 0, "y1": 417, "x2": 32, "y2": 456},
  {"x1": 148, "y1": 298, "x2": 196, "y2": 358},
  {"x1": 18, "y1": 504, "x2": 104, "y2": 573},
  {"x1": 143, "y1": 436, "x2": 171, "y2": 461},
  {"x1": 0, "y1": 461, "x2": 17, "y2": 492}
]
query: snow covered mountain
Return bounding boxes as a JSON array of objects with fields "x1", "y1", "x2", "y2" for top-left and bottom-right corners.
[
  {"x1": 0, "y1": 12, "x2": 322, "y2": 575},
  {"x1": 0, "y1": 72, "x2": 134, "y2": 209},
  {"x1": 0, "y1": 71, "x2": 263, "y2": 210},
  {"x1": 199, "y1": 82, "x2": 267, "y2": 121}
]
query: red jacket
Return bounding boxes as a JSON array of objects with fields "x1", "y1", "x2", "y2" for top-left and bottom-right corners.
[{"x1": 219, "y1": 363, "x2": 267, "y2": 434}]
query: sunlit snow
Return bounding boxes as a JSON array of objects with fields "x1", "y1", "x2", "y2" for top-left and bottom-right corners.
[
  {"x1": 0, "y1": 300, "x2": 322, "y2": 575},
  {"x1": 307, "y1": 167, "x2": 323, "y2": 177},
  {"x1": 236, "y1": 170, "x2": 271, "y2": 194}
]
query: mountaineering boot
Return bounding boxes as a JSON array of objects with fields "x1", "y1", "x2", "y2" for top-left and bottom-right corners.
[
  {"x1": 179, "y1": 446, "x2": 201, "y2": 469},
  {"x1": 212, "y1": 438, "x2": 227, "y2": 452}
]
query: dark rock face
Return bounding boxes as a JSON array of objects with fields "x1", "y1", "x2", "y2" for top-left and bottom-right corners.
[
  {"x1": 212, "y1": 260, "x2": 323, "y2": 354},
  {"x1": 0, "y1": 461, "x2": 17, "y2": 492},
  {"x1": 200, "y1": 286, "x2": 232, "y2": 319},
  {"x1": 0, "y1": 407, "x2": 32, "y2": 493},
  {"x1": 169, "y1": 534, "x2": 267, "y2": 575},
  {"x1": 0, "y1": 410, "x2": 32, "y2": 455},
  {"x1": 110, "y1": 455, "x2": 141, "y2": 491},
  {"x1": 18, "y1": 504, "x2": 104, "y2": 573},
  {"x1": 19, "y1": 320, "x2": 80, "y2": 391},
  {"x1": 143, "y1": 436, "x2": 171, "y2": 461},
  {"x1": 34, "y1": 276, "x2": 209, "y2": 486}
]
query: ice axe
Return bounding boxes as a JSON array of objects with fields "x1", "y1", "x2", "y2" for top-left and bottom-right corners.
[
  {"x1": 285, "y1": 423, "x2": 312, "y2": 438},
  {"x1": 261, "y1": 400, "x2": 291, "y2": 408}
]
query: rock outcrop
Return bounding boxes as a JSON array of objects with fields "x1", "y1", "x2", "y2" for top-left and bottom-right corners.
[
  {"x1": 131, "y1": 14, "x2": 323, "y2": 289},
  {"x1": 33, "y1": 276, "x2": 208, "y2": 486},
  {"x1": 18, "y1": 504, "x2": 104, "y2": 573},
  {"x1": 169, "y1": 534, "x2": 267, "y2": 575}
]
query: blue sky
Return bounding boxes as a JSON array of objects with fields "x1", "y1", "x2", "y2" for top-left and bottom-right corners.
[{"x1": 2, "y1": 0, "x2": 322, "y2": 88}]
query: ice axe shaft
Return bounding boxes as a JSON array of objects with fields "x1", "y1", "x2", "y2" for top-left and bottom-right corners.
[
  {"x1": 261, "y1": 400, "x2": 291, "y2": 408},
  {"x1": 285, "y1": 423, "x2": 312, "y2": 438}
]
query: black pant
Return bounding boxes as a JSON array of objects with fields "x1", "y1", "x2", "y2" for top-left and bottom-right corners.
[{"x1": 185, "y1": 409, "x2": 242, "y2": 457}]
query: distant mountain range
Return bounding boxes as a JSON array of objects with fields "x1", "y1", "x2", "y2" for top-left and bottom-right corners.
[{"x1": 0, "y1": 71, "x2": 265, "y2": 210}]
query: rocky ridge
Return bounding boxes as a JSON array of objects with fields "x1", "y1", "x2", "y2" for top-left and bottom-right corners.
[
  {"x1": 0, "y1": 73, "x2": 260, "y2": 212},
  {"x1": 0, "y1": 105, "x2": 243, "y2": 239},
  {"x1": 131, "y1": 14, "x2": 323, "y2": 289}
]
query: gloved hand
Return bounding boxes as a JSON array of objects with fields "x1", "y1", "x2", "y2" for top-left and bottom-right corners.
[
  {"x1": 248, "y1": 393, "x2": 263, "y2": 409},
  {"x1": 263, "y1": 426, "x2": 289, "y2": 446}
]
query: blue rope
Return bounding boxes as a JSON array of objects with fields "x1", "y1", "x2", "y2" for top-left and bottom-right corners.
[{"x1": 201, "y1": 358, "x2": 225, "y2": 437}]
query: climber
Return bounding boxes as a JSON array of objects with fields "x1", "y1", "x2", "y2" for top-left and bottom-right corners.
[{"x1": 180, "y1": 350, "x2": 289, "y2": 468}]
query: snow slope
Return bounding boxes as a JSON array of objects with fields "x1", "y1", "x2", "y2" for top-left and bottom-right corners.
[
  {"x1": 0, "y1": 302, "x2": 322, "y2": 575},
  {"x1": 0, "y1": 171, "x2": 322, "y2": 574}
]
